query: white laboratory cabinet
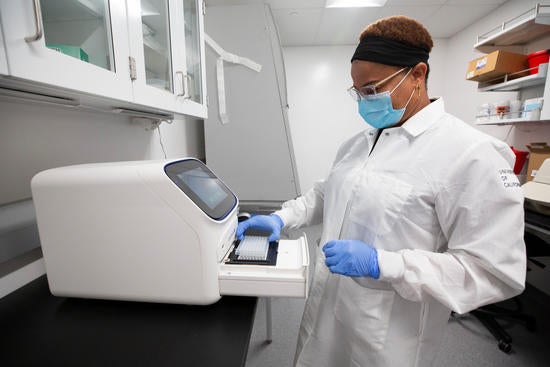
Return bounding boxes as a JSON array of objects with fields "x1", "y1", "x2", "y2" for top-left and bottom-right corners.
[
  {"x1": 0, "y1": 0, "x2": 133, "y2": 102},
  {"x1": 0, "y1": 0, "x2": 207, "y2": 118},
  {"x1": 204, "y1": 4, "x2": 301, "y2": 205}
]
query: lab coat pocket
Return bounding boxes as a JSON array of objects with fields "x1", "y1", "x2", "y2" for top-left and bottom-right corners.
[
  {"x1": 333, "y1": 276, "x2": 395, "y2": 351},
  {"x1": 348, "y1": 173, "x2": 412, "y2": 237}
]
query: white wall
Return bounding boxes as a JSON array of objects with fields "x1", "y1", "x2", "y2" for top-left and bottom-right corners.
[
  {"x1": 283, "y1": 39, "x2": 447, "y2": 192},
  {"x1": 0, "y1": 97, "x2": 203, "y2": 297},
  {"x1": 284, "y1": 0, "x2": 550, "y2": 192},
  {"x1": 283, "y1": 46, "x2": 362, "y2": 194},
  {"x1": 0, "y1": 99, "x2": 204, "y2": 205}
]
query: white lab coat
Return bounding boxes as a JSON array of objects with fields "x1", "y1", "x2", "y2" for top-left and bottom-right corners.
[{"x1": 275, "y1": 98, "x2": 526, "y2": 367}]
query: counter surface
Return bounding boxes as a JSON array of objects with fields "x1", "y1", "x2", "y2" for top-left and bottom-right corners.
[{"x1": 0, "y1": 275, "x2": 257, "y2": 367}]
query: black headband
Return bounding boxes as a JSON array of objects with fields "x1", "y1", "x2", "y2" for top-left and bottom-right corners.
[{"x1": 351, "y1": 35, "x2": 430, "y2": 67}]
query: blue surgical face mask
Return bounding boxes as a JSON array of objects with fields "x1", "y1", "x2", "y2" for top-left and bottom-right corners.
[{"x1": 358, "y1": 69, "x2": 415, "y2": 129}]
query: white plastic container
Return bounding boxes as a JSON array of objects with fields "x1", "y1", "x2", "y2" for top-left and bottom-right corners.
[{"x1": 523, "y1": 97, "x2": 544, "y2": 120}]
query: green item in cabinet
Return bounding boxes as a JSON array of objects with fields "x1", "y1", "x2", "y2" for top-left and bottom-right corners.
[{"x1": 46, "y1": 44, "x2": 89, "y2": 63}]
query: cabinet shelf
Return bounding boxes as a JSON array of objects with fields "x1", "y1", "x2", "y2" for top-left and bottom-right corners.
[
  {"x1": 477, "y1": 63, "x2": 548, "y2": 91},
  {"x1": 41, "y1": 0, "x2": 105, "y2": 22},
  {"x1": 474, "y1": 3, "x2": 550, "y2": 53},
  {"x1": 476, "y1": 118, "x2": 550, "y2": 126},
  {"x1": 473, "y1": 3, "x2": 550, "y2": 123},
  {"x1": 143, "y1": 37, "x2": 169, "y2": 57}
]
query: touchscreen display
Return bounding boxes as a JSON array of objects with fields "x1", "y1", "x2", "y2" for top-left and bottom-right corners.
[
  {"x1": 164, "y1": 159, "x2": 237, "y2": 220},
  {"x1": 177, "y1": 167, "x2": 228, "y2": 209}
]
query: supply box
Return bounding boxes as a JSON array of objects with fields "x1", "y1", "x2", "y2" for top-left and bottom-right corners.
[
  {"x1": 466, "y1": 50, "x2": 527, "y2": 82},
  {"x1": 46, "y1": 44, "x2": 89, "y2": 62},
  {"x1": 527, "y1": 49, "x2": 550, "y2": 74},
  {"x1": 526, "y1": 142, "x2": 550, "y2": 181}
]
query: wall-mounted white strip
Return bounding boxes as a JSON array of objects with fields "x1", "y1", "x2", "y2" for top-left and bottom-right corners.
[
  {"x1": 205, "y1": 33, "x2": 262, "y2": 124},
  {"x1": 0, "y1": 257, "x2": 45, "y2": 299},
  {"x1": 0, "y1": 200, "x2": 36, "y2": 236}
]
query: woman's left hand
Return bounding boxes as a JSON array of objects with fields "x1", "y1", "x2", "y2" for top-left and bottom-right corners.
[{"x1": 323, "y1": 240, "x2": 380, "y2": 279}]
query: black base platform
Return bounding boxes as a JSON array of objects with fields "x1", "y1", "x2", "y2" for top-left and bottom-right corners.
[{"x1": 0, "y1": 276, "x2": 257, "y2": 367}]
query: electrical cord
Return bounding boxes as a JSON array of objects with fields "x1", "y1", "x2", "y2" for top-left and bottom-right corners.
[{"x1": 157, "y1": 123, "x2": 168, "y2": 159}]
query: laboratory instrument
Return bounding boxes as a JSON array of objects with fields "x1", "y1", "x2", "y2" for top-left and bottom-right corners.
[{"x1": 31, "y1": 158, "x2": 308, "y2": 304}]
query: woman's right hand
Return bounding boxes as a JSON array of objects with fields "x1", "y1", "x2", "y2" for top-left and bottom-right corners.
[{"x1": 236, "y1": 214, "x2": 284, "y2": 242}]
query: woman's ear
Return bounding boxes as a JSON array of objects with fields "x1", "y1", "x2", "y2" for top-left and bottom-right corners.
[{"x1": 412, "y1": 62, "x2": 428, "y2": 83}]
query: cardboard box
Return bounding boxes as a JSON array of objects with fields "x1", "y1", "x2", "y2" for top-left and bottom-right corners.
[
  {"x1": 526, "y1": 142, "x2": 550, "y2": 181},
  {"x1": 46, "y1": 44, "x2": 89, "y2": 62},
  {"x1": 465, "y1": 50, "x2": 527, "y2": 82}
]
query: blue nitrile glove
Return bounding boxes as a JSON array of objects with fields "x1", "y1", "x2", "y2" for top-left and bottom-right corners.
[
  {"x1": 322, "y1": 240, "x2": 380, "y2": 279},
  {"x1": 236, "y1": 214, "x2": 284, "y2": 242}
]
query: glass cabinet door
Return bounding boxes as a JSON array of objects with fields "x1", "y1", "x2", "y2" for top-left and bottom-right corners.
[
  {"x1": 128, "y1": 0, "x2": 206, "y2": 118},
  {"x1": 140, "y1": 0, "x2": 173, "y2": 92},
  {"x1": 0, "y1": 1, "x2": 133, "y2": 101},
  {"x1": 40, "y1": 0, "x2": 114, "y2": 71},
  {"x1": 182, "y1": 0, "x2": 202, "y2": 104},
  {"x1": 127, "y1": 0, "x2": 180, "y2": 111}
]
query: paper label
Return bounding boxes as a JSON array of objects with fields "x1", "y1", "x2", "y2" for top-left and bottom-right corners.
[{"x1": 475, "y1": 57, "x2": 487, "y2": 70}]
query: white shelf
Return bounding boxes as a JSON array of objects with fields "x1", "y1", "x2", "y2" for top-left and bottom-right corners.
[
  {"x1": 143, "y1": 36, "x2": 168, "y2": 57},
  {"x1": 473, "y1": 4, "x2": 550, "y2": 124},
  {"x1": 476, "y1": 118, "x2": 550, "y2": 125},
  {"x1": 474, "y1": 3, "x2": 550, "y2": 52},
  {"x1": 477, "y1": 63, "x2": 548, "y2": 91},
  {"x1": 41, "y1": 0, "x2": 105, "y2": 21}
]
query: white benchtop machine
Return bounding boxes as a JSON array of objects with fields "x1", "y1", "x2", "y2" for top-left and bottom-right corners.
[{"x1": 31, "y1": 158, "x2": 308, "y2": 305}]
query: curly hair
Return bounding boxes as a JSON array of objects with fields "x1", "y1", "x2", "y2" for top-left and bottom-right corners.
[{"x1": 359, "y1": 15, "x2": 433, "y2": 53}]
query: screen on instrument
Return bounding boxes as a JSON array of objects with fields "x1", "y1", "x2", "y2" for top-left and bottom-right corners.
[{"x1": 164, "y1": 159, "x2": 237, "y2": 220}]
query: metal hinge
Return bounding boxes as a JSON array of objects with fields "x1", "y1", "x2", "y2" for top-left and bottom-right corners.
[
  {"x1": 129, "y1": 56, "x2": 137, "y2": 81},
  {"x1": 202, "y1": 0, "x2": 206, "y2": 15}
]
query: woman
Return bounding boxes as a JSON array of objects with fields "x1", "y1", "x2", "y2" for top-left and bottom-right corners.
[{"x1": 237, "y1": 15, "x2": 526, "y2": 367}]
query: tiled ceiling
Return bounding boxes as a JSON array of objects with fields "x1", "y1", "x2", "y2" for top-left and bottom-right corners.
[{"x1": 204, "y1": 0, "x2": 510, "y2": 45}]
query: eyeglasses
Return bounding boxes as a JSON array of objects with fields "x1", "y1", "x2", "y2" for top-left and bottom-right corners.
[{"x1": 347, "y1": 67, "x2": 408, "y2": 101}]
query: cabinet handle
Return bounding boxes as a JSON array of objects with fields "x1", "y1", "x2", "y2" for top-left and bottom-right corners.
[
  {"x1": 25, "y1": 0, "x2": 44, "y2": 43},
  {"x1": 183, "y1": 73, "x2": 191, "y2": 100},
  {"x1": 176, "y1": 71, "x2": 185, "y2": 97},
  {"x1": 176, "y1": 71, "x2": 191, "y2": 99}
]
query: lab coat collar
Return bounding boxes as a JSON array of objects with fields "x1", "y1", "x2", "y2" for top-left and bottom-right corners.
[
  {"x1": 400, "y1": 97, "x2": 444, "y2": 138},
  {"x1": 362, "y1": 97, "x2": 445, "y2": 139}
]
